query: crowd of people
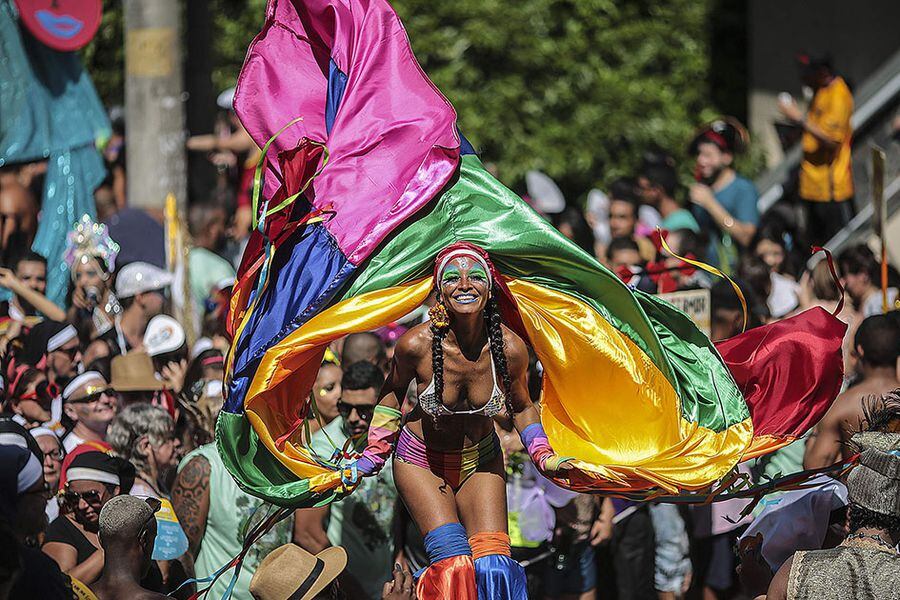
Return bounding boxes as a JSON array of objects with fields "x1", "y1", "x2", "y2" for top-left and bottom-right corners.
[{"x1": 0, "y1": 45, "x2": 898, "y2": 600}]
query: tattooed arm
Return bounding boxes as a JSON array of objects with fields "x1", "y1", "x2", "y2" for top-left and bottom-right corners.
[{"x1": 171, "y1": 455, "x2": 211, "y2": 558}]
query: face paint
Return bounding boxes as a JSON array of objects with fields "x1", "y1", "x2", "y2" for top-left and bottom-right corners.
[
  {"x1": 468, "y1": 266, "x2": 488, "y2": 282},
  {"x1": 459, "y1": 257, "x2": 470, "y2": 269},
  {"x1": 441, "y1": 265, "x2": 461, "y2": 285}
]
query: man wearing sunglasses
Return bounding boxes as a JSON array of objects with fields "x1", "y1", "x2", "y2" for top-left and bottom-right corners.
[
  {"x1": 61, "y1": 371, "x2": 119, "y2": 453},
  {"x1": 296, "y1": 361, "x2": 398, "y2": 600}
]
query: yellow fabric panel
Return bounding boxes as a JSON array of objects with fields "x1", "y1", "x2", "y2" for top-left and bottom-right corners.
[
  {"x1": 243, "y1": 275, "x2": 753, "y2": 493},
  {"x1": 507, "y1": 279, "x2": 753, "y2": 492},
  {"x1": 245, "y1": 279, "x2": 432, "y2": 480}
]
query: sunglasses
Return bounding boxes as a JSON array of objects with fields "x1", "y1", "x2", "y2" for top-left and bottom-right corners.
[
  {"x1": 69, "y1": 388, "x2": 115, "y2": 405},
  {"x1": 336, "y1": 401, "x2": 375, "y2": 423},
  {"x1": 19, "y1": 380, "x2": 60, "y2": 405},
  {"x1": 53, "y1": 346, "x2": 80, "y2": 360},
  {"x1": 63, "y1": 488, "x2": 105, "y2": 506},
  {"x1": 43, "y1": 448, "x2": 65, "y2": 462}
]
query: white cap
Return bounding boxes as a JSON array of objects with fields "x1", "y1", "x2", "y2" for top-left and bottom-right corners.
[
  {"x1": 143, "y1": 315, "x2": 186, "y2": 357},
  {"x1": 217, "y1": 87, "x2": 236, "y2": 111},
  {"x1": 190, "y1": 337, "x2": 214, "y2": 360},
  {"x1": 115, "y1": 262, "x2": 173, "y2": 298},
  {"x1": 47, "y1": 324, "x2": 78, "y2": 353},
  {"x1": 62, "y1": 371, "x2": 107, "y2": 402}
]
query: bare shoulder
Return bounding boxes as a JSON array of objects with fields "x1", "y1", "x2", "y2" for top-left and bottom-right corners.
[
  {"x1": 500, "y1": 324, "x2": 529, "y2": 371},
  {"x1": 394, "y1": 322, "x2": 432, "y2": 362}
]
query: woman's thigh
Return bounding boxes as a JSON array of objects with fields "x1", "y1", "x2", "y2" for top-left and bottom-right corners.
[
  {"x1": 393, "y1": 457, "x2": 460, "y2": 535},
  {"x1": 454, "y1": 453, "x2": 508, "y2": 535}
]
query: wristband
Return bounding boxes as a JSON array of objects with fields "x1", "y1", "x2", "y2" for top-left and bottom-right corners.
[
  {"x1": 520, "y1": 423, "x2": 569, "y2": 474},
  {"x1": 356, "y1": 405, "x2": 402, "y2": 477}
]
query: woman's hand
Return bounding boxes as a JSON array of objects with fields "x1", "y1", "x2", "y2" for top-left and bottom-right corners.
[
  {"x1": 161, "y1": 359, "x2": 188, "y2": 394},
  {"x1": 382, "y1": 564, "x2": 415, "y2": 600},
  {"x1": 0, "y1": 268, "x2": 23, "y2": 294},
  {"x1": 71, "y1": 285, "x2": 90, "y2": 310}
]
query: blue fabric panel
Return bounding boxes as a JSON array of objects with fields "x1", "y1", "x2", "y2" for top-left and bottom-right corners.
[
  {"x1": 325, "y1": 59, "x2": 348, "y2": 137},
  {"x1": 459, "y1": 128, "x2": 476, "y2": 155},
  {"x1": 474, "y1": 555, "x2": 528, "y2": 600},
  {"x1": 425, "y1": 522, "x2": 472, "y2": 564},
  {"x1": 224, "y1": 223, "x2": 351, "y2": 413}
]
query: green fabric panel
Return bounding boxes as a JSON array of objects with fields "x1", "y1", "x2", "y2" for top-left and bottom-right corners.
[
  {"x1": 216, "y1": 412, "x2": 341, "y2": 508},
  {"x1": 343, "y1": 155, "x2": 746, "y2": 431},
  {"x1": 636, "y1": 291, "x2": 749, "y2": 429},
  {"x1": 343, "y1": 155, "x2": 671, "y2": 379}
]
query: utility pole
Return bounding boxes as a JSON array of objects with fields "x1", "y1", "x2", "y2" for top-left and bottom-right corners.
[{"x1": 123, "y1": 0, "x2": 187, "y2": 214}]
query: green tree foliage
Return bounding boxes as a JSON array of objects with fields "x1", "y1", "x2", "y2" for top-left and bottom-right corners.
[{"x1": 81, "y1": 0, "x2": 753, "y2": 197}]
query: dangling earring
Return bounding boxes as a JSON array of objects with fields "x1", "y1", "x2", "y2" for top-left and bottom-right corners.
[{"x1": 429, "y1": 300, "x2": 450, "y2": 329}]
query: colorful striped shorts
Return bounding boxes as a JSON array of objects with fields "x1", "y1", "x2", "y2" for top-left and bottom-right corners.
[{"x1": 394, "y1": 426, "x2": 501, "y2": 490}]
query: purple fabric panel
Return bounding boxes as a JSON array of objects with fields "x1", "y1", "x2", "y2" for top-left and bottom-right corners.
[{"x1": 234, "y1": 0, "x2": 461, "y2": 265}]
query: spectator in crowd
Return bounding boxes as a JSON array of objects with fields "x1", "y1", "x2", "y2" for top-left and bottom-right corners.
[
  {"x1": 768, "y1": 401, "x2": 900, "y2": 599},
  {"x1": 649, "y1": 503, "x2": 692, "y2": 600},
  {"x1": 44, "y1": 447, "x2": 134, "y2": 585},
  {"x1": 710, "y1": 279, "x2": 766, "y2": 342},
  {"x1": 248, "y1": 543, "x2": 347, "y2": 600},
  {"x1": 187, "y1": 202, "x2": 236, "y2": 309},
  {"x1": 297, "y1": 361, "x2": 396, "y2": 600},
  {"x1": 804, "y1": 314, "x2": 900, "y2": 469},
  {"x1": 4, "y1": 366, "x2": 55, "y2": 428},
  {"x1": 638, "y1": 162, "x2": 699, "y2": 234},
  {"x1": 342, "y1": 332, "x2": 388, "y2": 372},
  {"x1": 0, "y1": 176, "x2": 38, "y2": 265},
  {"x1": 91, "y1": 495, "x2": 168, "y2": 600},
  {"x1": 61, "y1": 372, "x2": 118, "y2": 453},
  {"x1": 19, "y1": 320, "x2": 80, "y2": 388},
  {"x1": 607, "y1": 237, "x2": 657, "y2": 294},
  {"x1": 108, "y1": 404, "x2": 178, "y2": 498},
  {"x1": 171, "y1": 441, "x2": 296, "y2": 599},
  {"x1": 544, "y1": 493, "x2": 601, "y2": 600},
  {"x1": 29, "y1": 426, "x2": 63, "y2": 522},
  {"x1": 778, "y1": 54, "x2": 855, "y2": 246},
  {"x1": 604, "y1": 178, "x2": 656, "y2": 262},
  {"x1": 64, "y1": 216, "x2": 121, "y2": 344},
  {"x1": 110, "y1": 351, "x2": 167, "y2": 408},
  {"x1": 109, "y1": 262, "x2": 174, "y2": 355},
  {"x1": 688, "y1": 118, "x2": 759, "y2": 273},
  {"x1": 595, "y1": 500, "x2": 656, "y2": 600},
  {"x1": 552, "y1": 206, "x2": 596, "y2": 255},
  {"x1": 0, "y1": 442, "x2": 72, "y2": 599},
  {"x1": 309, "y1": 361, "x2": 342, "y2": 434},
  {"x1": 143, "y1": 314, "x2": 189, "y2": 396},
  {"x1": 0, "y1": 251, "x2": 65, "y2": 322},
  {"x1": 750, "y1": 229, "x2": 800, "y2": 319},
  {"x1": 838, "y1": 244, "x2": 899, "y2": 318}
]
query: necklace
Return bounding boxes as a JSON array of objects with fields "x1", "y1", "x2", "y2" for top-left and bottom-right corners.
[{"x1": 844, "y1": 532, "x2": 898, "y2": 552}]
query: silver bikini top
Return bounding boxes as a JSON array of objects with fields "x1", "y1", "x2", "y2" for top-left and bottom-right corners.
[{"x1": 417, "y1": 353, "x2": 506, "y2": 418}]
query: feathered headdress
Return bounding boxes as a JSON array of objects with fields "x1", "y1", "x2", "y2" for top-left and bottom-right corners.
[{"x1": 63, "y1": 215, "x2": 120, "y2": 276}]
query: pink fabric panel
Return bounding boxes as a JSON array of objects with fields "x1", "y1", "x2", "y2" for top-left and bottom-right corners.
[{"x1": 234, "y1": 0, "x2": 461, "y2": 264}]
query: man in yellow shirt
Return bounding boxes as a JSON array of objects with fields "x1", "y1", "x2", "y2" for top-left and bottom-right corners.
[{"x1": 779, "y1": 54, "x2": 854, "y2": 246}]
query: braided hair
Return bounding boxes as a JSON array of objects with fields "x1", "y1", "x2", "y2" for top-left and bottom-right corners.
[
  {"x1": 428, "y1": 286, "x2": 515, "y2": 420},
  {"x1": 485, "y1": 292, "x2": 515, "y2": 418}
]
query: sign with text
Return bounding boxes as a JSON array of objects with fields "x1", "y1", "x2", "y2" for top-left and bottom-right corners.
[{"x1": 658, "y1": 289, "x2": 711, "y2": 336}]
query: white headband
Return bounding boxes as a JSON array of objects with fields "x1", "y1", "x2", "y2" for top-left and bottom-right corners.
[
  {"x1": 437, "y1": 250, "x2": 492, "y2": 285},
  {"x1": 62, "y1": 371, "x2": 106, "y2": 402},
  {"x1": 47, "y1": 325, "x2": 78, "y2": 353},
  {"x1": 18, "y1": 454, "x2": 43, "y2": 494},
  {"x1": 65, "y1": 467, "x2": 120, "y2": 487}
]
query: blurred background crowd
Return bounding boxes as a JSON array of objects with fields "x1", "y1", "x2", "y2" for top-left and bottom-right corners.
[{"x1": 1, "y1": 0, "x2": 900, "y2": 599}]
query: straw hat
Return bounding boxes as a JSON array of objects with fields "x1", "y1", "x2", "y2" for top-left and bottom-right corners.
[
  {"x1": 110, "y1": 352, "x2": 165, "y2": 392},
  {"x1": 249, "y1": 544, "x2": 347, "y2": 600}
]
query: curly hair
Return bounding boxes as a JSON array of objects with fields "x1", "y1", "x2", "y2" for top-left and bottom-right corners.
[
  {"x1": 848, "y1": 503, "x2": 900, "y2": 535},
  {"x1": 107, "y1": 404, "x2": 174, "y2": 475},
  {"x1": 429, "y1": 286, "x2": 515, "y2": 421}
]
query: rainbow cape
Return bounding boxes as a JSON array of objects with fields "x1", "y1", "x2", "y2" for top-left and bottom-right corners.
[{"x1": 219, "y1": 0, "x2": 845, "y2": 507}]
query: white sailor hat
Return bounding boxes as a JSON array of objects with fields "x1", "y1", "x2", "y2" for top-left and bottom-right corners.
[
  {"x1": 115, "y1": 262, "x2": 173, "y2": 299},
  {"x1": 143, "y1": 315, "x2": 186, "y2": 357}
]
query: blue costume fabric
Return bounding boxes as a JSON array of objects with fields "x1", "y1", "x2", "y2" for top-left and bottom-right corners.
[
  {"x1": 0, "y1": 0, "x2": 109, "y2": 306},
  {"x1": 474, "y1": 555, "x2": 528, "y2": 600}
]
